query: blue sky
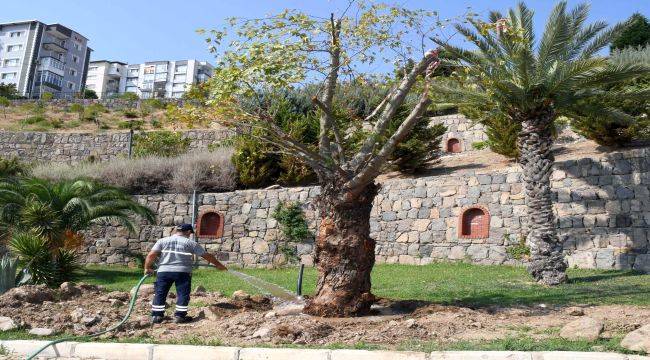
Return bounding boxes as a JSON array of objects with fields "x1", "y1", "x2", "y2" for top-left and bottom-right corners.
[{"x1": 2, "y1": 0, "x2": 648, "y2": 65}]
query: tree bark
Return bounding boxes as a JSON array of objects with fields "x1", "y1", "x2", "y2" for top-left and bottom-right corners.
[
  {"x1": 517, "y1": 109, "x2": 568, "y2": 285},
  {"x1": 304, "y1": 181, "x2": 378, "y2": 317}
]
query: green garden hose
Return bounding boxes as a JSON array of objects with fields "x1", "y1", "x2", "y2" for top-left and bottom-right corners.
[{"x1": 26, "y1": 273, "x2": 151, "y2": 360}]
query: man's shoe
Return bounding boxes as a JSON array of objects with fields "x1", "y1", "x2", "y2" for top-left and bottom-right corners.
[
  {"x1": 173, "y1": 315, "x2": 193, "y2": 324},
  {"x1": 151, "y1": 316, "x2": 163, "y2": 324}
]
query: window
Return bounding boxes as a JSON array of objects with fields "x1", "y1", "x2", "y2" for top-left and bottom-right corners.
[
  {"x1": 67, "y1": 82, "x2": 75, "y2": 90},
  {"x1": 37, "y1": 71, "x2": 63, "y2": 88},
  {"x1": 175, "y1": 65, "x2": 187, "y2": 73},
  {"x1": 69, "y1": 69, "x2": 77, "y2": 77},
  {"x1": 3, "y1": 59, "x2": 19, "y2": 67},
  {"x1": 197, "y1": 212, "x2": 224, "y2": 238},
  {"x1": 128, "y1": 68, "x2": 139, "y2": 76},
  {"x1": 9, "y1": 31, "x2": 22, "y2": 38},
  {"x1": 173, "y1": 74, "x2": 186, "y2": 82},
  {"x1": 1, "y1": 73, "x2": 17, "y2": 80},
  {"x1": 89, "y1": 66, "x2": 98, "y2": 71},
  {"x1": 125, "y1": 86, "x2": 138, "y2": 93},
  {"x1": 7, "y1": 45, "x2": 22, "y2": 52},
  {"x1": 86, "y1": 74, "x2": 96, "y2": 79},
  {"x1": 73, "y1": 42, "x2": 81, "y2": 51},
  {"x1": 154, "y1": 72, "x2": 167, "y2": 81},
  {"x1": 86, "y1": 84, "x2": 95, "y2": 89},
  {"x1": 446, "y1": 138, "x2": 461, "y2": 153},
  {"x1": 155, "y1": 64, "x2": 168, "y2": 73},
  {"x1": 458, "y1": 206, "x2": 490, "y2": 239},
  {"x1": 172, "y1": 91, "x2": 184, "y2": 98},
  {"x1": 143, "y1": 66, "x2": 155, "y2": 74},
  {"x1": 72, "y1": 55, "x2": 78, "y2": 63}
]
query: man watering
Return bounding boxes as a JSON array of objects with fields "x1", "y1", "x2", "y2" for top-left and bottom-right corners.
[{"x1": 144, "y1": 223, "x2": 228, "y2": 324}]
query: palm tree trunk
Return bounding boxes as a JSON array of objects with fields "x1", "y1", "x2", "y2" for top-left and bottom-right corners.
[
  {"x1": 517, "y1": 110, "x2": 568, "y2": 285},
  {"x1": 303, "y1": 182, "x2": 378, "y2": 317}
]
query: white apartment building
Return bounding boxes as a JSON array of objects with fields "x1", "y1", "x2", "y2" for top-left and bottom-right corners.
[
  {"x1": 0, "y1": 20, "x2": 91, "y2": 98},
  {"x1": 86, "y1": 60, "x2": 213, "y2": 99}
]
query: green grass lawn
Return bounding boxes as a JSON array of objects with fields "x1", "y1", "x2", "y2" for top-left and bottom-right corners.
[{"x1": 81, "y1": 262, "x2": 650, "y2": 307}]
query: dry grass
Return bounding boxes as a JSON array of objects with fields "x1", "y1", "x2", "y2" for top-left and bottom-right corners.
[{"x1": 32, "y1": 149, "x2": 236, "y2": 194}]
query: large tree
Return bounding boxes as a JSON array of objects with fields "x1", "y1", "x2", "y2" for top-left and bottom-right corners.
[
  {"x1": 201, "y1": 3, "x2": 453, "y2": 316},
  {"x1": 432, "y1": 2, "x2": 649, "y2": 285}
]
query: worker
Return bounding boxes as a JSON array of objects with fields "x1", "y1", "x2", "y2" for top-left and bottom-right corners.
[{"x1": 144, "y1": 223, "x2": 227, "y2": 324}]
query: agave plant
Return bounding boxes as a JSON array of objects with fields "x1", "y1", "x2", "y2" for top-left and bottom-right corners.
[
  {"x1": 433, "y1": 2, "x2": 650, "y2": 284},
  {"x1": 0, "y1": 252, "x2": 18, "y2": 294},
  {"x1": 0, "y1": 178, "x2": 155, "y2": 286}
]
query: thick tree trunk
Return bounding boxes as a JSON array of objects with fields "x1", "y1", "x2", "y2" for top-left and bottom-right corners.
[
  {"x1": 517, "y1": 109, "x2": 568, "y2": 285},
  {"x1": 303, "y1": 182, "x2": 378, "y2": 317}
]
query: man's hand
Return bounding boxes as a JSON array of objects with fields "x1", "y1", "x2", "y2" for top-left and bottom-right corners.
[
  {"x1": 202, "y1": 253, "x2": 228, "y2": 271},
  {"x1": 144, "y1": 268, "x2": 154, "y2": 276}
]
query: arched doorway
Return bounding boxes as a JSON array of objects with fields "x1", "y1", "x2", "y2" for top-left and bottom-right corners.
[
  {"x1": 447, "y1": 138, "x2": 461, "y2": 153},
  {"x1": 459, "y1": 206, "x2": 490, "y2": 239},
  {"x1": 196, "y1": 211, "x2": 224, "y2": 238}
]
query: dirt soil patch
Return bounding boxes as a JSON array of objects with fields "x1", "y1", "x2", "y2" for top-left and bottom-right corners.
[{"x1": 1, "y1": 283, "x2": 648, "y2": 349}]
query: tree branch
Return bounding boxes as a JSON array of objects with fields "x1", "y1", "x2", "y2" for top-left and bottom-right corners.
[
  {"x1": 318, "y1": 13, "x2": 342, "y2": 161},
  {"x1": 350, "y1": 50, "x2": 440, "y2": 170},
  {"x1": 345, "y1": 53, "x2": 441, "y2": 194}
]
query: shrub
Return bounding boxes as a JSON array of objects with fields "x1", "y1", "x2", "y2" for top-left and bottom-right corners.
[
  {"x1": 32, "y1": 150, "x2": 236, "y2": 194},
  {"x1": 83, "y1": 103, "x2": 107, "y2": 125},
  {"x1": 570, "y1": 47, "x2": 650, "y2": 146},
  {"x1": 22, "y1": 115, "x2": 48, "y2": 125},
  {"x1": 69, "y1": 103, "x2": 84, "y2": 121},
  {"x1": 272, "y1": 201, "x2": 312, "y2": 263},
  {"x1": 472, "y1": 141, "x2": 489, "y2": 150},
  {"x1": 611, "y1": 13, "x2": 650, "y2": 51},
  {"x1": 0, "y1": 84, "x2": 19, "y2": 99},
  {"x1": 10, "y1": 232, "x2": 80, "y2": 286},
  {"x1": 40, "y1": 92, "x2": 54, "y2": 101},
  {"x1": 0, "y1": 253, "x2": 18, "y2": 294},
  {"x1": 82, "y1": 89, "x2": 98, "y2": 99},
  {"x1": 0, "y1": 96, "x2": 10, "y2": 120},
  {"x1": 0, "y1": 157, "x2": 28, "y2": 179},
  {"x1": 142, "y1": 98, "x2": 165, "y2": 110},
  {"x1": 122, "y1": 109, "x2": 139, "y2": 119},
  {"x1": 272, "y1": 202, "x2": 312, "y2": 243},
  {"x1": 118, "y1": 119, "x2": 144, "y2": 130},
  {"x1": 150, "y1": 117, "x2": 162, "y2": 128},
  {"x1": 389, "y1": 120, "x2": 446, "y2": 173},
  {"x1": 119, "y1": 92, "x2": 139, "y2": 101},
  {"x1": 132, "y1": 131, "x2": 191, "y2": 157},
  {"x1": 460, "y1": 105, "x2": 521, "y2": 159}
]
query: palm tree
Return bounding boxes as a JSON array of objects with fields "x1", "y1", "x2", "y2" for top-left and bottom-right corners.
[
  {"x1": 433, "y1": 2, "x2": 649, "y2": 285},
  {"x1": 0, "y1": 178, "x2": 155, "y2": 285}
]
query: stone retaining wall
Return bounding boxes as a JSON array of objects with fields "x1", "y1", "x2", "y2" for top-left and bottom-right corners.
[
  {"x1": 432, "y1": 114, "x2": 487, "y2": 153},
  {"x1": 9, "y1": 98, "x2": 186, "y2": 110},
  {"x1": 81, "y1": 147, "x2": 650, "y2": 272},
  {"x1": 0, "y1": 129, "x2": 231, "y2": 163}
]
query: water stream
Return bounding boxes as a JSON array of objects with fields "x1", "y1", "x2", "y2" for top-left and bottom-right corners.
[{"x1": 227, "y1": 269, "x2": 303, "y2": 303}]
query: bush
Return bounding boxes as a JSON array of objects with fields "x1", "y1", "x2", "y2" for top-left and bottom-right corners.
[
  {"x1": 570, "y1": 47, "x2": 650, "y2": 146},
  {"x1": 32, "y1": 150, "x2": 237, "y2": 194},
  {"x1": 0, "y1": 157, "x2": 28, "y2": 179},
  {"x1": 142, "y1": 98, "x2": 165, "y2": 110},
  {"x1": 271, "y1": 201, "x2": 312, "y2": 263},
  {"x1": 0, "y1": 84, "x2": 19, "y2": 99},
  {"x1": 69, "y1": 103, "x2": 84, "y2": 121},
  {"x1": 132, "y1": 131, "x2": 191, "y2": 157},
  {"x1": 40, "y1": 92, "x2": 54, "y2": 101},
  {"x1": 611, "y1": 13, "x2": 650, "y2": 51},
  {"x1": 119, "y1": 92, "x2": 139, "y2": 101},
  {"x1": 10, "y1": 232, "x2": 80, "y2": 286},
  {"x1": 459, "y1": 105, "x2": 521, "y2": 159},
  {"x1": 472, "y1": 141, "x2": 489, "y2": 150},
  {"x1": 82, "y1": 89, "x2": 98, "y2": 99},
  {"x1": 0, "y1": 97, "x2": 10, "y2": 120},
  {"x1": 122, "y1": 109, "x2": 139, "y2": 119},
  {"x1": 118, "y1": 119, "x2": 144, "y2": 130},
  {"x1": 389, "y1": 120, "x2": 446, "y2": 173},
  {"x1": 272, "y1": 202, "x2": 312, "y2": 243}
]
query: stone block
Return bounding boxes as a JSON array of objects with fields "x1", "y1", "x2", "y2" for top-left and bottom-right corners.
[
  {"x1": 152, "y1": 345, "x2": 239, "y2": 360},
  {"x1": 331, "y1": 349, "x2": 427, "y2": 360},
  {"x1": 431, "y1": 351, "x2": 531, "y2": 360},
  {"x1": 74, "y1": 343, "x2": 153, "y2": 359},
  {"x1": 239, "y1": 348, "x2": 330, "y2": 360},
  {"x1": 0, "y1": 340, "x2": 77, "y2": 358}
]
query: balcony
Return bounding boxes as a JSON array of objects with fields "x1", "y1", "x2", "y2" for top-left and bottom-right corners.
[
  {"x1": 107, "y1": 66, "x2": 122, "y2": 77},
  {"x1": 38, "y1": 57, "x2": 65, "y2": 76},
  {"x1": 42, "y1": 42, "x2": 67, "y2": 53},
  {"x1": 45, "y1": 24, "x2": 72, "y2": 39}
]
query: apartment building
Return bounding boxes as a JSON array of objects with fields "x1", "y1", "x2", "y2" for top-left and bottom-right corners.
[
  {"x1": 86, "y1": 60, "x2": 212, "y2": 99},
  {"x1": 0, "y1": 20, "x2": 91, "y2": 98}
]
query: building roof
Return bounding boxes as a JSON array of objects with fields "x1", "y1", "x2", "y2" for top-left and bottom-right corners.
[{"x1": 90, "y1": 60, "x2": 127, "y2": 65}]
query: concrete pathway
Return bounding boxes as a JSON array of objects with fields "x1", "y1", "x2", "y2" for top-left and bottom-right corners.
[{"x1": 1, "y1": 340, "x2": 647, "y2": 360}]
